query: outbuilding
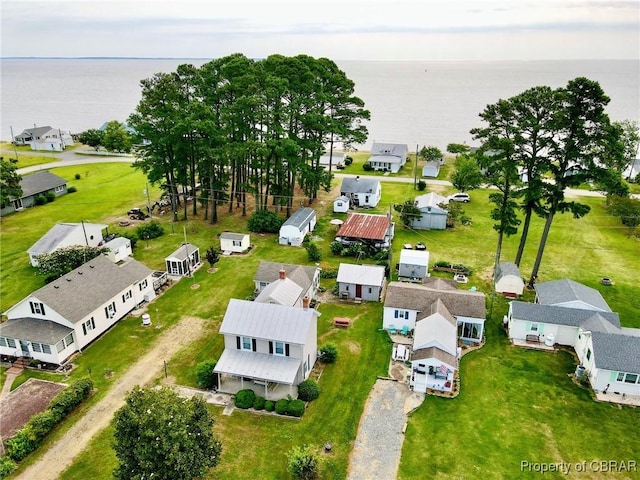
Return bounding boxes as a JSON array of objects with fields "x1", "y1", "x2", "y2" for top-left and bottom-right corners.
[
  {"x1": 336, "y1": 263, "x2": 386, "y2": 301},
  {"x1": 422, "y1": 161, "x2": 441, "y2": 178},
  {"x1": 220, "y1": 232, "x2": 250, "y2": 254},
  {"x1": 494, "y1": 262, "x2": 524, "y2": 297},
  {"x1": 333, "y1": 195, "x2": 350, "y2": 213},
  {"x1": 104, "y1": 236, "x2": 132, "y2": 263},
  {"x1": 398, "y1": 249, "x2": 430, "y2": 281},
  {"x1": 165, "y1": 243, "x2": 200, "y2": 277},
  {"x1": 411, "y1": 192, "x2": 448, "y2": 230},
  {"x1": 279, "y1": 208, "x2": 317, "y2": 246}
]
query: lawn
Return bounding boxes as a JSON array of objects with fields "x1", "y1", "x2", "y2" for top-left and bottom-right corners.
[{"x1": 1, "y1": 162, "x2": 639, "y2": 479}]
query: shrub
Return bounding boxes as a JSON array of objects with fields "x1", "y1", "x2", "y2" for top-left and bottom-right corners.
[
  {"x1": 287, "y1": 399, "x2": 306, "y2": 417},
  {"x1": 136, "y1": 221, "x2": 164, "y2": 240},
  {"x1": 297, "y1": 379, "x2": 320, "y2": 402},
  {"x1": 121, "y1": 231, "x2": 138, "y2": 248},
  {"x1": 234, "y1": 389, "x2": 256, "y2": 409},
  {"x1": 287, "y1": 445, "x2": 319, "y2": 480},
  {"x1": 305, "y1": 241, "x2": 322, "y2": 262},
  {"x1": 247, "y1": 209, "x2": 283, "y2": 233},
  {"x1": 362, "y1": 162, "x2": 373, "y2": 171},
  {"x1": 344, "y1": 156, "x2": 353, "y2": 165},
  {"x1": 253, "y1": 396, "x2": 266, "y2": 411},
  {"x1": 44, "y1": 191, "x2": 56, "y2": 202},
  {"x1": 318, "y1": 343, "x2": 338, "y2": 364},
  {"x1": 28, "y1": 410, "x2": 59, "y2": 442},
  {"x1": 320, "y1": 267, "x2": 338, "y2": 278},
  {"x1": 329, "y1": 241, "x2": 344, "y2": 255},
  {"x1": 74, "y1": 173, "x2": 81, "y2": 180},
  {"x1": 0, "y1": 456, "x2": 17, "y2": 478},
  {"x1": 6, "y1": 427, "x2": 36, "y2": 461},
  {"x1": 275, "y1": 398, "x2": 290, "y2": 415},
  {"x1": 67, "y1": 186, "x2": 77, "y2": 193},
  {"x1": 264, "y1": 400, "x2": 275, "y2": 412},
  {"x1": 49, "y1": 378, "x2": 93, "y2": 418},
  {"x1": 417, "y1": 180, "x2": 427, "y2": 191},
  {"x1": 34, "y1": 195, "x2": 47, "y2": 206},
  {"x1": 195, "y1": 359, "x2": 217, "y2": 389}
]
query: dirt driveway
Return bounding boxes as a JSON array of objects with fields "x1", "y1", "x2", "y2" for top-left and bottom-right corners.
[{"x1": 16, "y1": 316, "x2": 207, "y2": 480}]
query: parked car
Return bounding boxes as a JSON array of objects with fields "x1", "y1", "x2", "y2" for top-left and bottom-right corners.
[{"x1": 448, "y1": 193, "x2": 470, "y2": 203}]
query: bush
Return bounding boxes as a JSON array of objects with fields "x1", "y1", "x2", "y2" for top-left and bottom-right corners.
[
  {"x1": 247, "y1": 209, "x2": 283, "y2": 233},
  {"x1": 297, "y1": 379, "x2": 320, "y2": 402},
  {"x1": 253, "y1": 396, "x2": 266, "y2": 410},
  {"x1": 74, "y1": 173, "x2": 81, "y2": 180},
  {"x1": 319, "y1": 267, "x2": 338, "y2": 279},
  {"x1": 49, "y1": 378, "x2": 93, "y2": 418},
  {"x1": 67, "y1": 185, "x2": 77, "y2": 193},
  {"x1": 417, "y1": 180, "x2": 427, "y2": 191},
  {"x1": 318, "y1": 343, "x2": 338, "y2": 364},
  {"x1": 304, "y1": 241, "x2": 322, "y2": 262},
  {"x1": 287, "y1": 445, "x2": 319, "y2": 480},
  {"x1": 0, "y1": 456, "x2": 17, "y2": 478},
  {"x1": 344, "y1": 156, "x2": 353, "y2": 165},
  {"x1": 288, "y1": 399, "x2": 306, "y2": 417},
  {"x1": 234, "y1": 389, "x2": 256, "y2": 409},
  {"x1": 264, "y1": 400, "x2": 275, "y2": 412},
  {"x1": 44, "y1": 191, "x2": 56, "y2": 202},
  {"x1": 329, "y1": 241, "x2": 344, "y2": 255},
  {"x1": 195, "y1": 359, "x2": 217, "y2": 389},
  {"x1": 362, "y1": 162, "x2": 373, "y2": 171},
  {"x1": 121, "y1": 231, "x2": 138, "y2": 249},
  {"x1": 28, "y1": 410, "x2": 59, "y2": 442},
  {"x1": 136, "y1": 221, "x2": 164, "y2": 240},
  {"x1": 275, "y1": 398, "x2": 290, "y2": 415},
  {"x1": 34, "y1": 195, "x2": 47, "y2": 206}
]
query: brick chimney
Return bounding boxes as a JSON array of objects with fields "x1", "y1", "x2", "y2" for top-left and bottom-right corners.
[
  {"x1": 279, "y1": 268, "x2": 286, "y2": 280},
  {"x1": 302, "y1": 296, "x2": 310, "y2": 309}
]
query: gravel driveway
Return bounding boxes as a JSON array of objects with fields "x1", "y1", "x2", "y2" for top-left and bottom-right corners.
[{"x1": 347, "y1": 379, "x2": 423, "y2": 480}]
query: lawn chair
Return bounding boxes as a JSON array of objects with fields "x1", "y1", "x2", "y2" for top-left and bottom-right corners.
[
  {"x1": 400, "y1": 325, "x2": 409, "y2": 336},
  {"x1": 388, "y1": 325, "x2": 397, "y2": 335}
]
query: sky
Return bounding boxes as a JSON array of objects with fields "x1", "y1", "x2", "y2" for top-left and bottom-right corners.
[{"x1": 1, "y1": 0, "x2": 639, "y2": 61}]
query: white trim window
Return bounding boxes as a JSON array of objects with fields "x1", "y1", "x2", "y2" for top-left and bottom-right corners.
[
  {"x1": 530, "y1": 323, "x2": 539, "y2": 332},
  {"x1": 105, "y1": 302, "x2": 116, "y2": 319},
  {"x1": 617, "y1": 372, "x2": 639, "y2": 384},
  {"x1": 55, "y1": 185, "x2": 65, "y2": 193},
  {"x1": 122, "y1": 290, "x2": 132, "y2": 303},
  {"x1": 29, "y1": 301, "x2": 46, "y2": 315},
  {"x1": 82, "y1": 318, "x2": 96, "y2": 335},
  {"x1": 274, "y1": 341, "x2": 285, "y2": 356},
  {"x1": 139, "y1": 279, "x2": 148, "y2": 291},
  {"x1": 241, "y1": 336, "x2": 252, "y2": 351}
]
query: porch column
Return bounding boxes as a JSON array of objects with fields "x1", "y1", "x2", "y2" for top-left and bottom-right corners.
[{"x1": 264, "y1": 383, "x2": 268, "y2": 401}]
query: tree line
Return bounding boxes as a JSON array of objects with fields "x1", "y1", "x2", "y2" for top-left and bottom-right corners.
[{"x1": 126, "y1": 53, "x2": 370, "y2": 223}]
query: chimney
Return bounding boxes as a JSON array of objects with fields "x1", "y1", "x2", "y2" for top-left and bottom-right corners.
[
  {"x1": 279, "y1": 268, "x2": 286, "y2": 280},
  {"x1": 302, "y1": 296, "x2": 310, "y2": 310}
]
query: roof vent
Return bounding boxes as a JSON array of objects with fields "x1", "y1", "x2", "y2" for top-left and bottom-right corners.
[
  {"x1": 90, "y1": 265, "x2": 95, "y2": 268},
  {"x1": 66, "y1": 278, "x2": 72, "y2": 282},
  {"x1": 54, "y1": 285, "x2": 59, "y2": 289},
  {"x1": 78, "y1": 271, "x2": 83, "y2": 275}
]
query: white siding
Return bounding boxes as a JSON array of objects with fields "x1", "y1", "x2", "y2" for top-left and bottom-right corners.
[{"x1": 382, "y1": 307, "x2": 418, "y2": 330}]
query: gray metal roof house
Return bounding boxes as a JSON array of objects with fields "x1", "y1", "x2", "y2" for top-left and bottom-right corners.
[{"x1": 279, "y1": 207, "x2": 317, "y2": 246}]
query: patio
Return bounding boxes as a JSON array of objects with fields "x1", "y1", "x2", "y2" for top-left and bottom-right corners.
[{"x1": 216, "y1": 373, "x2": 298, "y2": 401}]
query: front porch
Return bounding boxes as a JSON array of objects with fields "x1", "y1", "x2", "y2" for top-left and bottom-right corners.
[{"x1": 216, "y1": 373, "x2": 297, "y2": 401}]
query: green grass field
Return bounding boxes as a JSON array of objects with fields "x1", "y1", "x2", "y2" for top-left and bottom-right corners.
[{"x1": 1, "y1": 162, "x2": 638, "y2": 479}]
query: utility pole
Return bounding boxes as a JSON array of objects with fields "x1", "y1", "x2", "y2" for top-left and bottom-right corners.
[
  {"x1": 414, "y1": 144, "x2": 419, "y2": 190},
  {"x1": 145, "y1": 183, "x2": 152, "y2": 218}
]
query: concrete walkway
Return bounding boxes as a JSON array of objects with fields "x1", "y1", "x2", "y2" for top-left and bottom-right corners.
[{"x1": 0, "y1": 366, "x2": 23, "y2": 401}]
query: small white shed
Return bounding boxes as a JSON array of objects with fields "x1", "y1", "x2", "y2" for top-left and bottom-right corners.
[
  {"x1": 104, "y1": 236, "x2": 132, "y2": 263},
  {"x1": 422, "y1": 161, "x2": 441, "y2": 178},
  {"x1": 333, "y1": 196, "x2": 350, "y2": 213},
  {"x1": 398, "y1": 249, "x2": 430, "y2": 280},
  {"x1": 495, "y1": 262, "x2": 524, "y2": 297},
  {"x1": 336, "y1": 263, "x2": 386, "y2": 301},
  {"x1": 220, "y1": 232, "x2": 250, "y2": 253},
  {"x1": 279, "y1": 208, "x2": 317, "y2": 246}
]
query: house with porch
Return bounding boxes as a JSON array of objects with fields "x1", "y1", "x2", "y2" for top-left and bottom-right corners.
[
  {"x1": 165, "y1": 243, "x2": 200, "y2": 277},
  {"x1": 27, "y1": 222, "x2": 108, "y2": 267},
  {"x1": 411, "y1": 192, "x2": 448, "y2": 230},
  {"x1": 220, "y1": 232, "x2": 250, "y2": 254},
  {"x1": 366, "y1": 141, "x2": 408, "y2": 173},
  {"x1": 253, "y1": 261, "x2": 321, "y2": 301},
  {"x1": 339, "y1": 177, "x2": 381, "y2": 208},
  {"x1": 213, "y1": 298, "x2": 319, "y2": 400},
  {"x1": 0, "y1": 255, "x2": 155, "y2": 365},
  {"x1": 13, "y1": 126, "x2": 74, "y2": 151},
  {"x1": 506, "y1": 278, "x2": 640, "y2": 399},
  {"x1": 494, "y1": 261, "x2": 524, "y2": 297},
  {"x1": 1, "y1": 171, "x2": 68, "y2": 217},
  {"x1": 335, "y1": 213, "x2": 395, "y2": 251},
  {"x1": 279, "y1": 208, "x2": 317, "y2": 246},
  {"x1": 336, "y1": 263, "x2": 386, "y2": 301}
]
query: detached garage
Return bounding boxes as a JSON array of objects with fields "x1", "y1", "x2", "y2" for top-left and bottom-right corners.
[{"x1": 279, "y1": 208, "x2": 317, "y2": 246}]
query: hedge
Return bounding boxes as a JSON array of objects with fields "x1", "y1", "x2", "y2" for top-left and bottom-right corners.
[
  {"x1": 234, "y1": 389, "x2": 256, "y2": 409},
  {"x1": 287, "y1": 399, "x2": 305, "y2": 418},
  {"x1": 264, "y1": 400, "x2": 275, "y2": 412},
  {"x1": 253, "y1": 396, "x2": 266, "y2": 411},
  {"x1": 0, "y1": 456, "x2": 17, "y2": 479},
  {"x1": 275, "y1": 398, "x2": 289, "y2": 415}
]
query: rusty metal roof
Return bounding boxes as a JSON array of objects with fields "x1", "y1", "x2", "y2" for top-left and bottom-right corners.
[{"x1": 336, "y1": 213, "x2": 391, "y2": 241}]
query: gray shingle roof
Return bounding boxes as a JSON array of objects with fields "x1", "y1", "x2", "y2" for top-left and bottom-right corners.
[
  {"x1": 219, "y1": 299, "x2": 318, "y2": 344},
  {"x1": 495, "y1": 262, "x2": 521, "y2": 281},
  {"x1": 220, "y1": 232, "x2": 248, "y2": 241},
  {"x1": 14, "y1": 255, "x2": 153, "y2": 324},
  {"x1": 254, "y1": 261, "x2": 318, "y2": 293},
  {"x1": 15, "y1": 126, "x2": 53, "y2": 140},
  {"x1": 28, "y1": 223, "x2": 79, "y2": 256},
  {"x1": 591, "y1": 332, "x2": 640, "y2": 374},
  {"x1": 166, "y1": 243, "x2": 198, "y2": 261},
  {"x1": 385, "y1": 281, "x2": 486, "y2": 319},
  {"x1": 19, "y1": 171, "x2": 67, "y2": 198},
  {"x1": 534, "y1": 279, "x2": 611, "y2": 312},
  {"x1": 0, "y1": 317, "x2": 72, "y2": 345},
  {"x1": 282, "y1": 208, "x2": 316, "y2": 229},
  {"x1": 340, "y1": 177, "x2": 380, "y2": 195},
  {"x1": 411, "y1": 346, "x2": 457, "y2": 366},
  {"x1": 510, "y1": 301, "x2": 620, "y2": 330}
]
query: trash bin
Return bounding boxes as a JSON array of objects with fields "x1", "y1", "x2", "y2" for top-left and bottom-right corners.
[{"x1": 142, "y1": 314, "x2": 151, "y2": 326}]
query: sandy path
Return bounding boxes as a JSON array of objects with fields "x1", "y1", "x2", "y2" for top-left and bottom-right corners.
[{"x1": 16, "y1": 316, "x2": 207, "y2": 480}]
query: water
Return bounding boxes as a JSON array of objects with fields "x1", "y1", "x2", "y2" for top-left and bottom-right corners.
[{"x1": 1, "y1": 58, "x2": 638, "y2": 150}]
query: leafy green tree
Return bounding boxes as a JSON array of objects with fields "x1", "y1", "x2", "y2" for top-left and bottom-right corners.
[
  {"x1": 247, "y1": 209, "x2": 283, "y2": 233},
  {"x1": 304, "y1": 240, "x2": 322, "y2": 261},
  {"x1": 420, "y1": 146, "x2": 443, "y2": 162},
  {"x1": 446, "y1": 143, "x2": 470, "y2": 156},
  {"x1": 195, "y1": 359, "x2": 218, "y2": 389},
  {"x1": 612, "y1": 119, "x2": 640, "y2": 181},
  {"x1": 78, "y1": 129, "x2": 104, "y2": 151},
  {"x1": 101, "y1": 120, "x2": 133, "y2": 153},
  {"x1": 318, "y1": 343, "x2": 338, "y2": 363},
  {"x1": 112, "y1": 386, "x2": 222, "y2": 480},
  {"x1": 287, "y1": 444, "x2": 319, "y2": 480},
  {"x1": 394, "y1": 199, "x2": 422, "y2": 228},
  {"x1": 450, "y1": 154, "x2": 483, "y2": 192},
  {"x1": 0, "y1": 156, "x2": 22, "y2": 208},
  {"x1": 36, "y1": 246, "x2": 109, "y2": 282}
]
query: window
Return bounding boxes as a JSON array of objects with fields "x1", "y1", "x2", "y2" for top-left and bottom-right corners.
[
  {"x1": 82, "y1": 318, "x2": 96, "y2": 335},
  {"x1": 32, "y1": 342, "x2": 43, "y2": 353},
  {"x1": 139, "y1": 279, "x2": 148, "y2": 291},
  {"x1": 105, "y1": 302, "x2": 116, "y2": 319},
  {"x1": 122, "y1": 290, "x2": 132, "y2": 303},
  {"x1": 394, "y1": 310, "x2": 409, "y2": 319},
  {"x1": 530, "y1": 323, "x2": 539, "y2": 332},
  {"x1": 7, "y1": 338, "x2": 16, "y2": 348},
  {"x1": 586, "y1": 348, "x2": 592, "y2": 361},
  {"x1": 29, "y1": 301, "x2": 46, "y2": 315},
  {"x1": 274, "y1": 341, "x2": 285, "y2": 356},
  {"x1": 55, "y1": 185, "x2": 64, "y2": 193},
  {"x1": 232, "y1": 240, "x2": 242, "y2": 247},
  {"x1": 0, "y1": 337, "x2": 7, "y2": 347},
  {"x1": 242, "y1": 336, "x2": 252, "y2": 351},
  {"x1": 460, "y1": 322, "x2": 481, "y2": 340},
  {"x1": 64, "y1": 333, "x2": 75, "y2": 347},
  {"x1": 368, "y1": 287, "x2": 372, "y2": 294},
  {"x1": 42, "y1": 344, "x2": 52, "y2": 354},
  {"x1": 617, "y1": 372, "x2": 625, "y2": 382},
  {"x1": 617, "y1": 373, "x2": 639, "y2": 384}
]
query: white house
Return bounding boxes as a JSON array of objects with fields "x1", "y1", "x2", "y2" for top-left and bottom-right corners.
[
  {"x1": 27, "y1": 222, "x2": 108, "y2": 267},
  {"x1": 213, "y1": 299, "x2": 319, "y2": 400},
  {"x1": 0, "y1": 255, "x2": 155, "y2": 364},
  {"x1": 410, "y1": 299, "x2": 460, "y2": 393},
  {"x1": 398, "y1": 249, "x2": 430, "y2": 281},
  {"x1": 366, "y1": 142, "x2": 408, "y2": 173},
  {"x1": 333, "y1": 195, "x2": 350, "y2": 213},
  {"x1": 253, "y1": 261, "x2": 321, "y2": 301},
  {"x1": 319, "y1": 151, "x2": 346, "y2": 169},
  {"x1": 14, "y1": 126, "x2": 74, "y2": 151},
  {"x1": 411, "y1": 192, "x2": 448, "y2": 230},
  {"x1": 104, "y1": 236, "x2": 132, "y2": 263},
  {"x1": 383, "y1": 280, "x2": 486, "y2": 344},
  {"x1": 220, "y1": 232, "x2": 250, "y2": 254},
  {"x1": 494, "y1": 262, "x2": 524, "y2": 297},
  {"x1": 336, "y1": 263, "x2": 386, "y2": 301},
  {"x1": 422, "y1": 161, "x2": 441, "y2": 178},
  {"x1": 340, "y1": 177, "x2": 381, "y2": 208},
  {"x1": 279, "y1": 208, "x2": 317, "y2": 246},
  {"x1": 165, "y1": 243, "x2": 201, "y2": 277},
  {"x1": 506, "y1": 279, "x2": 640, "y2": 399}
]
